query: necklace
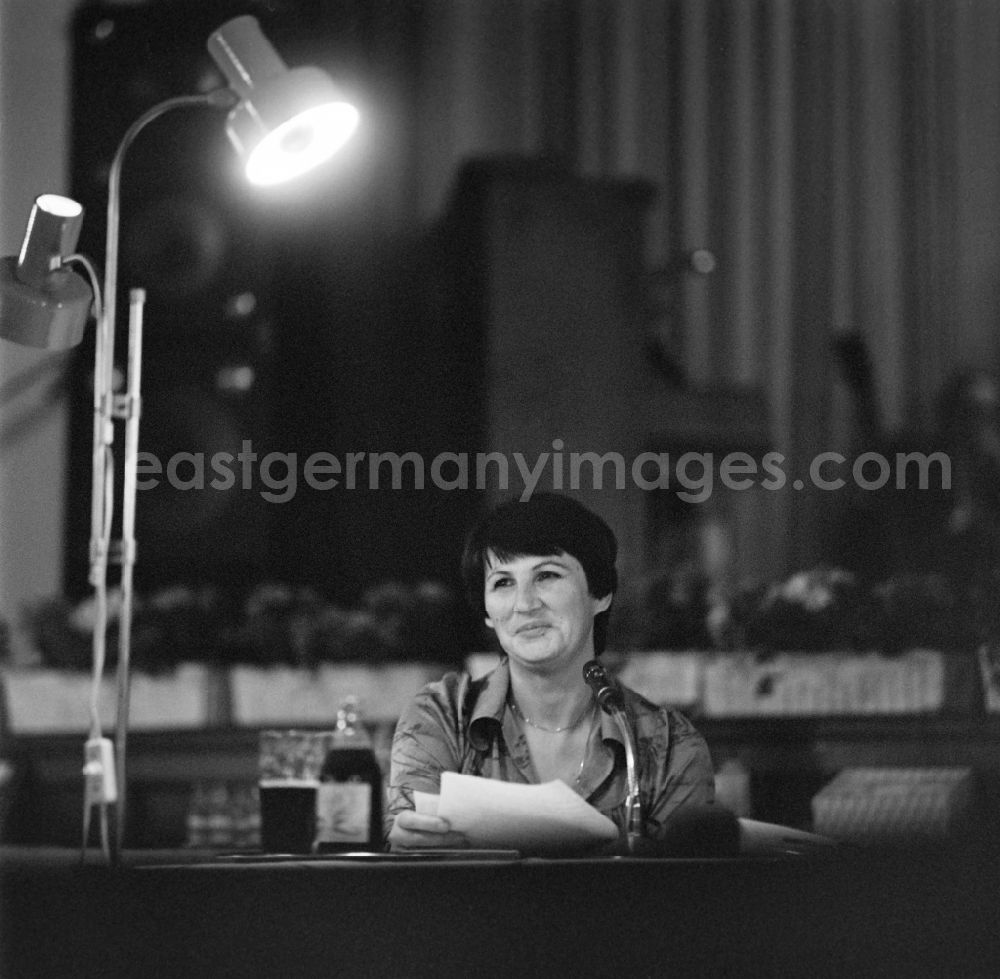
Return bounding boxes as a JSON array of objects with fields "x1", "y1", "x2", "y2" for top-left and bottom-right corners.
[{"x1": 509, "y1": 694, "x2": 595, "y2": 733}]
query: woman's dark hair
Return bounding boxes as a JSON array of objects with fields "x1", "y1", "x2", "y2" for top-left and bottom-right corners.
[{"x1": 460, "y1": 492, "x2": 618, "y2": 654}]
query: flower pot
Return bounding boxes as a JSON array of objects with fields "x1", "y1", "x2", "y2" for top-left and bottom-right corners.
[
  {"x1": 228, "y1": 662, "x2": 448, "y2": 727},
  {"x1": 0, "y1": 663, "x2": 220, "y2": 733}
]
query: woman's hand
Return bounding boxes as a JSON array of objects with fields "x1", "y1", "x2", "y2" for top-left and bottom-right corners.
[{"x1": 387, "y1": 809, "x2": 469, "y2": 851}]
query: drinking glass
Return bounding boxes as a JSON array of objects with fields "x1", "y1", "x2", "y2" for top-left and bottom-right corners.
[{"x1": 258, "y1": 729, "x2": 335, "y2": 853}]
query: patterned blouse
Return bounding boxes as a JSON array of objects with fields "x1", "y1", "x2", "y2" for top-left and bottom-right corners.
[{"x1": 386, "y1": 657, "x2": 715, "y2": 846}]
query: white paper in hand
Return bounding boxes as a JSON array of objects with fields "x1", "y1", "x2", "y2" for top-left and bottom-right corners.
[
  {"x1": 422, "y1": 772, "x2": 618, "y2": 853},
  {"x1": 413, "y1": 790, "x2": 439, "y2": 816}
]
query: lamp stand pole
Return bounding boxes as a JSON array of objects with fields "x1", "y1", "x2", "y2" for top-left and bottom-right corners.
[{"x1": 94, "y1": 91, "x2": 235, "y2": 863}]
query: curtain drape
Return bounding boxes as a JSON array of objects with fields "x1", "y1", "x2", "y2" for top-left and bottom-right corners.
[{"x1": 361, "y1": 0, "x2": 1000, "y2": 580}]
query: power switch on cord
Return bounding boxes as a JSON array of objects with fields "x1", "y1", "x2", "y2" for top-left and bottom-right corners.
[{"x1": 83, "y1": 737, "x2": 117, "y2": 805}]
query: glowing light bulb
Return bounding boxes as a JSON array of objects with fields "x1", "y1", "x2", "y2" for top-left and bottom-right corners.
[
  {"x1": 245, "y1": 102, "x2": 359, "y2": 186},
  {"x1": 36, "y1": 194, "x2": 83, "y2": 219}
]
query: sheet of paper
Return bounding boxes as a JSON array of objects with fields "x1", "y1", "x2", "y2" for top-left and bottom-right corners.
[
  {"x1": 416, "y1": 772, "x2": 618, "y2": 853},
  {"x1": 413, "y1": 790, "x2": 439, "y2": 816}
]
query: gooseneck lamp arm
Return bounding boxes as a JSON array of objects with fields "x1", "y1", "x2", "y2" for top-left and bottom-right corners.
[{"x1": 100, "y1": 91, "x2": 236, "y2": 370}]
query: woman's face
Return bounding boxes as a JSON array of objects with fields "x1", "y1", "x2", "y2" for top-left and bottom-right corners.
[{"x1": 482, "y1": 550, "x2": 611, "y2": 672}]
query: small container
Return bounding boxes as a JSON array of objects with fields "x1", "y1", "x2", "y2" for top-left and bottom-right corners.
[{"x1": 314, "y1": 698, "x2": 384, "y2": 853}]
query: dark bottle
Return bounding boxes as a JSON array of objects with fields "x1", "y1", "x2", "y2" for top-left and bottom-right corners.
[{"x1": 314, "y1": 697, "x2": 384, "y2": 852}]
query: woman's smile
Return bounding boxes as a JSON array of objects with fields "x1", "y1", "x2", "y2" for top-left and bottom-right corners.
[{"x1": 516, "y1": 620, "x2": 551, "y2": 636}]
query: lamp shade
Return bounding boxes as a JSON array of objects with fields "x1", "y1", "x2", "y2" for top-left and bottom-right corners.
[
  {"x1": 207, "y1": 15, "x2": 359, "y2": 186},
  {"x1": 0, "y1": 194, "x2": 92, "y2": 350}
]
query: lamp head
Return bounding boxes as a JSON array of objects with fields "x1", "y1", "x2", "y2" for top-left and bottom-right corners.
[
  {"x1": 0, "y1": 194, "x2": 92, "y2": 350},
  {"x1": 207, "y1": 15, "x2": 359, "y2": 186}
]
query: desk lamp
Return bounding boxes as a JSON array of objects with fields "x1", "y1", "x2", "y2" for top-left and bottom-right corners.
[{"x1": 0, "y1": 15, "x2": 358, "y2": 863}]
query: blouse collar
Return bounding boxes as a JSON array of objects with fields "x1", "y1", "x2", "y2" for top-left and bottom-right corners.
[{"x1": 467, "y1": 655, "x2": 625, "y2": 751}]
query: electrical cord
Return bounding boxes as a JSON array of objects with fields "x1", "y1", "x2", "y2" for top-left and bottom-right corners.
[{"x1": 66, "y1": 253, "x2": 115, "y2": 866}]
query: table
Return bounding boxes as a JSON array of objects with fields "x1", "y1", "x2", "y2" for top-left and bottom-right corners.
[{"x1": 3, "y1": 842, "x2": 1000, "y2": 978}]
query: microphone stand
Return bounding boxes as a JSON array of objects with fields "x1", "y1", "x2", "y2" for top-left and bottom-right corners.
[
  {"x1": 583, "y1": 660, "x2": 643, "y2": 853},
  {"x1": 614, "y1": 710, "x2": 643, "y2": 851}
]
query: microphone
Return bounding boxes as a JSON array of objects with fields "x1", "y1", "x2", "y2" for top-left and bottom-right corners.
[{"x1": 583, "y1": 659, "x2": 624, "y2": 713}]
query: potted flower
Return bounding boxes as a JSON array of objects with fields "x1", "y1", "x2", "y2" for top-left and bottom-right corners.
[
  {"x1": 226, "y1": 579, "x2": 467, "y2": 727},
  {"x1": 702, "y1": 568, "x2": 981, "y2": 717},
  {"x1": 5, "y1": 586, "x2": 228, "y2": 732}
]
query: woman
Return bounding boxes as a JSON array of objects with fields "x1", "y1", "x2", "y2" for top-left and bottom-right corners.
[{"x1": 386, "y1": 492, "x2": 715, "y2": 850}]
